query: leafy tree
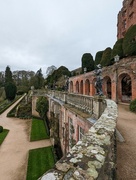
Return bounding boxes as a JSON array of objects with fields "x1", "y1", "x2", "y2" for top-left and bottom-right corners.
[
  {"x1": 81, "y1": 53, "x2": 94, "y2": 73},
  {"x1": 46, "y1": 66, "x2": 70, "y2": 89},
  {"x1": 94, "y1": 51, "x2": 103, "y2": 67},
  {"x1": 46, "y1": 65, "x2": 57, "y2": 77},
  {"x1": 30, "y1": 68, "x2": 44, "y2": 89},
  {"x1": 123, "y1": 24, "x2": 136, "y2": 56},
  {"x1": 100, "y1": 47, "x2": 112, "y2": 67},
  {"x1": 5, "y1": 82, "x2": 17, "y2": 101},
  {"x1": 111, "y1": 38, "x2": 124, "y2": 60},
  {"x1": 36, "y1": 96, "x2": 49, "y2": 119},
  {"x1": 35, "y1": 68, "x2": 44, "y2": 89}
]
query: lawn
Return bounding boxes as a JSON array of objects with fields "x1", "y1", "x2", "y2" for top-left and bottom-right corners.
[
  {"x1": 26, "y1": 146, "x2": 55, "y2": 180},
  {"x1": 30, "y1": 118, "x2": 49, "y2": 141},
  {"x1": 0, "y1": 129, "x2": 9, "y2": 145}
]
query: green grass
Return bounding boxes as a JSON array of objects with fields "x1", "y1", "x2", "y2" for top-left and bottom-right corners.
[
  {"x1": 26, "y1": 146, "x2": 55, "y2": 180},
  {"x1": 30, "y1": 118, "x2": 49, "y2": 141},
  {"x1": 0, "y1": 129, "x2": 9, "y2": 145}
]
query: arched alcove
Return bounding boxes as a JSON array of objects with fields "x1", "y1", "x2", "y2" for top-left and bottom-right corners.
[
  {"x1": 85, "y1": 79, "x2": 90, "y2": 95},
  {"x1": 76, "y1": 81, "x2": 79, "y2": 93},
  {"x1": 80, "y1": 80, "x2": 83, "y2": 94},
  {"x1": 119, "y1": 73, "x2": 132, "y2": 102},
  {"x1": 103, "y1": 76, "x2": 112, "y2": 99}
]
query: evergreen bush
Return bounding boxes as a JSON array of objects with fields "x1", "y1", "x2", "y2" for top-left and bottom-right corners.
[
  {"x1": 123, "y1": 24, "x2": 136, "y2": 56},
  {"x1": 100, "y1": 47, "x2": 112, "y2": 67},
  {"x1": 0, "y1": 126, "x2": 3, "y2": 133},
  {"x1": 129, "y1": 99, "x2": 136, "y2": 113},
  {"x1": 111, "y1": 38, "x2": 124, "y2": 59},
  {"x1": 81, "y1": 53, "x2": 94, "y2": 73},
  {"x1": 95, "y1": 51, "x2": 103, "y2": 67}
]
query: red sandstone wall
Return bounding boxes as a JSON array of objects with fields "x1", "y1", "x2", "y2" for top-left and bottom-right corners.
[
  {"x1": 117, "y1": 0, "x2": 136, "y2": 39},
  {"x1": 69, "y1": 57, "x2": 136, "y2": 102}
]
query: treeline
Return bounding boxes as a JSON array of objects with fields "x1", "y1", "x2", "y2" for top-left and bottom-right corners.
[
  {"x1": 0, "y1": 66, "x2": 46, "y2": 101},
  {"x1": 0, "y1": 65, "x2": 72, "y2": 99}
]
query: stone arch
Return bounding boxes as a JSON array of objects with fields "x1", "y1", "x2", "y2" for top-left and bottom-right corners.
[
  {"x1": 103, "y1": 76, "x2": 112, "y2": 99},
  {"x1": 76, "y1": 81, "x2": 79, "y2": 93},
  {"x1": 80, "y1": 80, "x2": 83, "y2": 94},
  {"x1": 118, "y1": 73, "x2": 132, "y2": 102},
  {"x1": 85, "y1": 79, "x2": 90, "y2": 95},
  {"x1": 70, "y1": 81, "x2": 73, "y2": 93}
]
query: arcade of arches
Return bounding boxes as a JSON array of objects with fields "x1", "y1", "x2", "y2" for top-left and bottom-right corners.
[{"x1": 69, "y1": 57, "x2": 136, "y2": 103}]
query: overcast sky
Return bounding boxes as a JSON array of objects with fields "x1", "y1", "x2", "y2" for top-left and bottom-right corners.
[{"x1": 0, "y1": 0, "x2": 123, "y2": 75}]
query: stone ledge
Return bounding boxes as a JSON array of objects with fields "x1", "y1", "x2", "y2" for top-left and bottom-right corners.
[{"x1": 39, "y1": 99, "x2": 117, "y2": 180}]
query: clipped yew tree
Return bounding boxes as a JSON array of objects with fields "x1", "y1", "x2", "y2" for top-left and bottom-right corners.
[
  {"x1": 100, "y1": 47, "x2": 112, "y2": 67},
  {"x1": 4, "y1": 66, "x2": 17, "y2": 101},
  {"x1": 94, "y1": 51, "x2": 103, "y2": 66},
  {"x1": 5, "y1": 82, "x2": 17, "y2": 101},
  {"x1": 81, "y1": 53, "x2": 94, "y2": 73},
  {"x1": 123, "y1": 24, "x2": 136, "y2": 56},
  {"x1": 111, "y1": 38, "x2": 124, "y2": 59}
]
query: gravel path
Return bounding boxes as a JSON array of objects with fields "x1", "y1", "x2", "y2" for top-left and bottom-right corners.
[
  {"x1": 0, "y1": 97, "x2": 52, "y2": 180},
  {"x1": 117, "y1": 104, "x2": 136, "y2": 180}
]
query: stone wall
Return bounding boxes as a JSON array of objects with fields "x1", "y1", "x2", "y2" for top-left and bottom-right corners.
[
  {"x1": 39, "y1": 99, "x2": 117, "y2": 180},
  {"x1": 117, "y1": 0, "x2": 136, "y2": 39}
]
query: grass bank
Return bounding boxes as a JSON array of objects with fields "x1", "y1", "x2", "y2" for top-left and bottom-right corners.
[
  {"x1": 26, "y1": 146, "x2": 55, "y2": 180},
  {"x1": 0, "y1": 129, "x2": 9, "y2": 145},
  {"x1": 30, "y1": 118, "x2": 49, "y2": 141}
]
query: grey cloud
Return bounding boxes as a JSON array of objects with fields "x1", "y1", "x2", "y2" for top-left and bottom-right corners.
[{"x1": 0, "y1": 0, "x2": 122, "y2": 74}]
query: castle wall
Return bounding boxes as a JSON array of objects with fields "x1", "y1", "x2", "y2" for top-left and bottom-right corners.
[{"x1": 117, "y1": 0, "x2": 136, "y2": 39}]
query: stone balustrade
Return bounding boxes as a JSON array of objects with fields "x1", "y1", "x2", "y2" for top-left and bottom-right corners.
[
  {"x1": 39, "y1": 99, "x2": 117, "y2": 180},
  {"x1": 32, "y1": 90, "x2": 106, "y2": 119}
]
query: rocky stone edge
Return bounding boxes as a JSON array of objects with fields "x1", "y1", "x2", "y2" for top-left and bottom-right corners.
[{"x1": 39, "y1": 99, "x2": 117, "y2": 180}]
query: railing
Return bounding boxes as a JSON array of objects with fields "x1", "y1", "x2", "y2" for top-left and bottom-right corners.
[
  {"x1": 66, "y1": 93, "x2": 94, "y2": 114},
  {"x1": 32, "y1": 90, "x2": 106, "y2": 118}
]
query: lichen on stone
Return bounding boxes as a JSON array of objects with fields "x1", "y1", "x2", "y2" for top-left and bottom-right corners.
[
  {"x1": 95, "y1": 154, "x2": 105, "y2": 163},
  {"x1": 87, "y1": 164, "x2": 98, "y2": 179}
]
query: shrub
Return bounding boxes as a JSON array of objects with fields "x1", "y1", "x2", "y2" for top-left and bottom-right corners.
[
  {"x1": 81, "y1": 53, "x2": 94, "y2": 73},
  {"x1": 123, "y1": 24, "x2": 136, "y2": 56},
  {"x1": 129, "y1": 99, "x2": 136, "y2": 113},
  {"x1": 111, "y1": 38, "x2": 124, "y2": 59},
  {"x1": 0, "y1": 126, "x2": 3, "y2": 133},
  {"x1": 100, "y1": 47, "x2": 112, "y2": 67},
  {"x1": 95, "y1": 51, "x2": 104, "y2": 67},
  {"x1": 36, "y1": 96, "x2": 49, "y2": 119}
]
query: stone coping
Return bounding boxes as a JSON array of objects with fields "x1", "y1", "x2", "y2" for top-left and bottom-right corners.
[{"x1": 39, "y1": 99, "x2": 117, "y2": 180}]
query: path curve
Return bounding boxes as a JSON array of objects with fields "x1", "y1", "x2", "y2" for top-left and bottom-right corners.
[
  {"x1": 0, "y1": 96, "x2": 52, "y2": 180},
  {"x1": 117, "y1": 104, "x2": 136, "y2": 180}
]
